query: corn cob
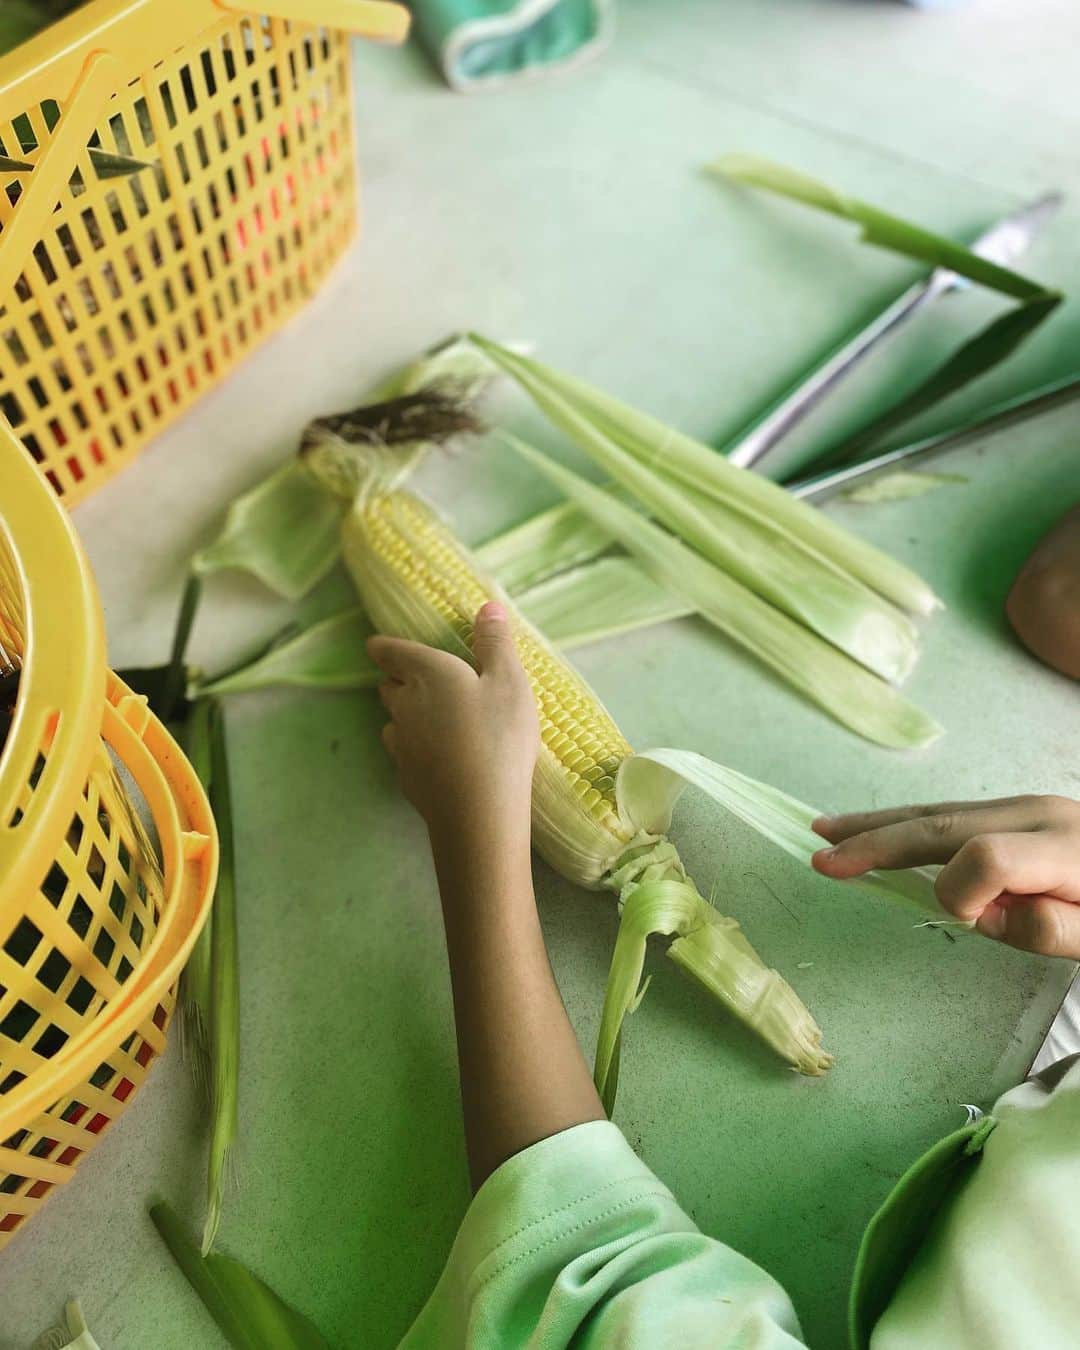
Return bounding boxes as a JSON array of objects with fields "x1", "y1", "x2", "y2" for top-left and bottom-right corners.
[{"x1": 303, "y1": 439, "x2": 832, "y2": 1090}]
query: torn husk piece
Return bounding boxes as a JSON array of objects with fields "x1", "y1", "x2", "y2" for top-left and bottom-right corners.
[{"x1": 30, "y1": 1301, "x2": 100, "y2": 1350}]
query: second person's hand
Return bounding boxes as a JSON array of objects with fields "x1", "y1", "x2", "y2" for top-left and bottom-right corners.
[{"x1": 811, "y1": 795, "x2": 1080, "y2": 959}]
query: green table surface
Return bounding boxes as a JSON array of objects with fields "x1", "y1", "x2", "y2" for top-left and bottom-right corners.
[{"x1": 4, "y1": 3, "x2": 1080, "y2": 1347}]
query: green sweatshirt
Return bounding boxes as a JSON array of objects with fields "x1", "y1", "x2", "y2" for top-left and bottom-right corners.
[{"x1": 401, "y1": 1058, "x2": 1080, "y2": 1348}]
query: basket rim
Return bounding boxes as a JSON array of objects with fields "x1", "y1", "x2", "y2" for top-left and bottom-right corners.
[
  {"x1": 0, "y1": 672, "x2": 217, "y2": 1138},
  {"x1": 0, "y1": 431, "x2": 108, "y2": 911},
  {"x1": 0, "y1": 0, "x2": 410, "y2": 116}
]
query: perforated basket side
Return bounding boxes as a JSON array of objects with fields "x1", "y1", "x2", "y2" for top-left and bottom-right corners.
[
  {"x1": 0, "y1": 0, "x2": 408, "y2": 504},
  {"x1": 0, "y1": 680, "x2": 216, "y2": 1242}
]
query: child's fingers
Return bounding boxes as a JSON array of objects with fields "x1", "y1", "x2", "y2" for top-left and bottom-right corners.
[
  {"x1": 811, "y1": 802, "x2": 1054, "y2": 877},
  {"x1": 811, "y1": 796, "x2": 1034, "y2": 843},
  {"x1": 471, "y1": 601, "x2": 521, "y2": 680},
  {"x1": 935, "y1": 832, "x2": 1076, "y2": 923},
  {"x1": 380, "y1": 721, "x2": 398, "y2": 758},
  {"x1": 978, "y1": 895, "x2": 1080, "y2": 960},
  {"x1": 367, "y1": 633, "x2": 448, "y2": 680}
]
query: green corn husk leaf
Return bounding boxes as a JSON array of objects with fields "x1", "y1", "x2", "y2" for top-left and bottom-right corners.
[
  {"x1": 594, "y1": 878, "x2": 832, "y2": 1113},
  {"x1": 193, "y1": 338, "x2": 496, "y2": 601},
  {"x1": 203, "y1": 700, "x2": 240, "y2": 1255},
  {"x1": 506, "y1": 433, "x2": 941, "y2": 748},
  {"x1": 193, "y1": 461, "x2": 347, "y2": 601},
  {"x1": 810, "y1": 293, "x2": 1063, "y2": 475},
  {"x1": 519, "y1": 557, "x2": 692, "y2": 648},
  {"x1": 197, "y1": 608, "x2": 378, "y2": 696},
  {"x1": 616, "y1": 747, "x2": 953, "y2": 920},
  {"x1": 475, "y1": 483, "x2": 644, "y2": 593},
  {"x1": 711, "y1": 155, "x2": 1055, "y2": 303},
  {"x1": 150, "y1": 1202, "x2": 332, "y2": 1350},
  {"x1": 840, "y1": 471, "x2": 967, "y2": 505},
  {"x1": 371, "y1": 331, "x2": 499, "y2": 405},
  {"x1": 31, "y1": 1299, "x2": 100, "y2": 1350},
  {"x1": 488, "y1": 353, "x2": 919, "y2": 680},
  {"x1": 194, "y1": 558, "x2": 682, "y2": 699},
  {"x1": 472, "y1": 336, "x2": 939, "y2": 619},
  {"x1": 476, "y1": 498, "x2": 616, "y2": 593},
  {"x1": 180, "y1": 699, "x2": 215, "y2": 1095}
]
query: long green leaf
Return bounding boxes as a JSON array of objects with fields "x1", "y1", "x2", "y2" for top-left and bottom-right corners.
[
  {"x1": 472, "y1": 336, "x2": 939, "y2": 618},
  {"x1": 804, "y1": 292, "x2": 1062, "y2": 473},
  {"x1": 505, "y1": 433, "x2": 941, "y2": 748},
  {"x1": 483, "y1": 348, "x2": 919, "y2": 680},
  {"x1": 711, "y1": 155, "x2": 1056, "y2": 303},
  {"x1": 180, "y1": 699, "x2": 215, "y2": 1095},
  {"x1": 150, "y1": 1202, "x2": 332, "y2": 1350},
  {"x1": 618, "y1": 748, "x2": 951, "y2": 919},
  {"x1": 204, "y1": 700, "x2": 240, "y2": 1254},
  {"x1": 196, "y1": 608, "x2": 378, "y2": 696}
]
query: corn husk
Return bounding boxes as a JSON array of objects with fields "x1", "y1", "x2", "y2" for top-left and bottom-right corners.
[
  {"x1": 197, "y1": 609, "x2": 377, "y2": 696},
  {"x1": 180, "y1": 699, "x2": 215, "y2": 1092},
  {"x1": 151, "y1": 1203, "x2": 331, "y2": 1350},
  {"x1": 519, "y1": 557, "x2": 692, "y2": 647},
  {"x1": 592, "y1": 877, "x2": 832, "y2": 1112},
  {"x1": 473, "y1": 336, "x2": 939, "y2": 619},
  {"x1": 504, "y1": 433, "x2": 941, "y2": 749},
  {"x1": 710, "y1": 155, "x2": 1054, "y2": 302},
  {"x1": 203, "y1": 700, "x2": 240, "y2": 1254},
  {"x1": 840, "y1": 471, "x2": 967, "y2": 505},
  {"x1": 488, "y1": 351, "x2": 919, "y2": 681},
  {"x1": 30, "y1": 1301, "x2": 100, "y2": 1350},
  {"x1": 192, "y1": 337, "x2": 495, "y2": 601}
]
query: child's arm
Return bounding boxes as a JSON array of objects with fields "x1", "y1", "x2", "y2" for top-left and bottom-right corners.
[
  {"x1": 812, "y1": 794, "x2": 1080, "y2": 957},
  {"x1": 368, "y1": 602, "x2": 604, "y2": 1190}
]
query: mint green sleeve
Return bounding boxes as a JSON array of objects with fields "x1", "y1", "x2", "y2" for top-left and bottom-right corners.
[
  {"x1": 866, "y1": 1058, "x2": 1080, "y2": 1350},
  {"x1": 399, "y1": 1120, "x2": 806, "y2": 1349}
]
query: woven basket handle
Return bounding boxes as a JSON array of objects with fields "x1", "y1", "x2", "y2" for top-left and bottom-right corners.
[
  {"x1": 216, "y1": 0, "x2": 411, "y2": 42},
  {"x1": 0, "y1": 49, "x2": 119, "y2": 301}
]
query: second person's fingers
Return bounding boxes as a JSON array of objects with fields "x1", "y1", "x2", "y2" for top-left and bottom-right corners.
[
  {"x1": 812, "y1": 801, "x2": 1062, "y2": 877},
  {"x1": 978, "y1": 895, "x2": 1080, "y2": 960},
  {"x1": 812, "y1": 796, "x2": 1041, "y2": 844},
  {"x1": 935, "y1": 832, "x2": 1076, "y2": 922}
]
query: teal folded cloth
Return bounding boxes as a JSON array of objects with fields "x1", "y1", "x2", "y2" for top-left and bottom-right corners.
[{"x1": 410, "y1": 0, "x2": 613, "y2": 92}]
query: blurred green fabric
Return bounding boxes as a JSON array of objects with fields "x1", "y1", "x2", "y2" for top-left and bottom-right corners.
[{"x1": 410, "y1": 0, "x2": 612, "y2": 91}]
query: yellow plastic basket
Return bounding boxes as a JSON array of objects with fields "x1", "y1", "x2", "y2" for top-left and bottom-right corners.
[
  {"x1": 0, "y1": 425, "x2": 218, "y2": 1245},
  {"x1": 0, "y1": 0, "x2": 408, "y2": 506}
]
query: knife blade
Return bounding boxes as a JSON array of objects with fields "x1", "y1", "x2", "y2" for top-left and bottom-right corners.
[
  {"x1": 726, "y1": 191, "x2": 1064, "y2": 471},
  {"x1": 788, "y1": 372, "x2": 1080, "y2": 501}
]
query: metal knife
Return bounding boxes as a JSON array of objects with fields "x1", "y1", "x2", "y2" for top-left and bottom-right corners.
[
  {"x1": 725, "y1": 191, "x2": 1064, "y2": 471},
  {"x1": 788, "y1": 372, "x2": 1080, "y2": 501}
]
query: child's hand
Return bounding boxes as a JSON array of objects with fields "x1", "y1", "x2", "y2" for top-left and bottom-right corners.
[
  {"x1": 811, "y1": 796, "x2": 1080, "y2": 958},
  {"x1": 367, "y1": 602, "x2": 539, "y2": 849}
]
